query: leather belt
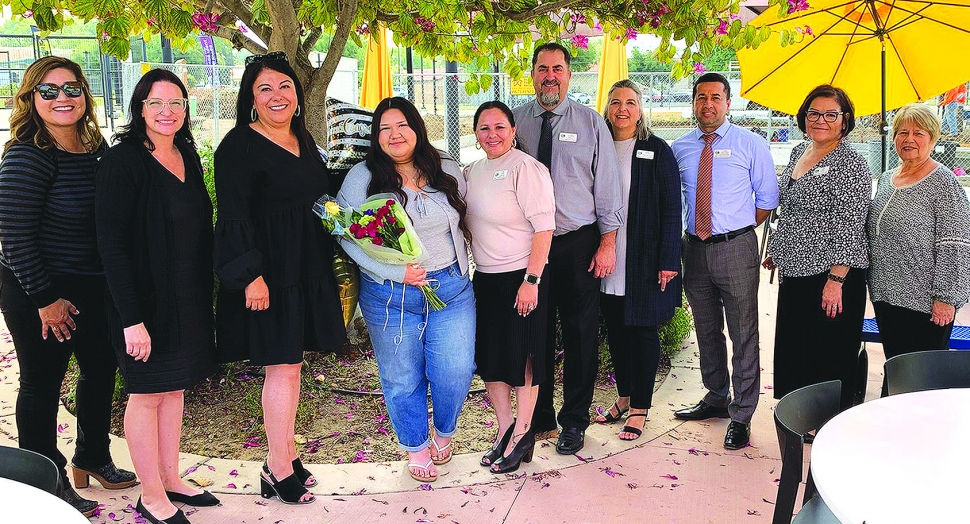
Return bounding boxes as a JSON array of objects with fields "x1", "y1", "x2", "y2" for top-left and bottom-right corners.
[{"x1": 685, "y1": 225, "x2": 754, "y2": 245}]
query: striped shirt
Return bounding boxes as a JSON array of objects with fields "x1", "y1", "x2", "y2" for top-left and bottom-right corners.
[{"x1": 0, "y1": 142, "x2": 105, "y2": 307}]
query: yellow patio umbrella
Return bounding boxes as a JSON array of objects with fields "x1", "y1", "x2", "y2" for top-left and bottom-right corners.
[
  {"x1": 359, "y1": 24, "x2": 393, "y2": 109},
  {"x1": 737, "y1": 0, "x2": 970, "y2": 171},
  {"x1": 595, "y1": 36, "x2": 629, "y2": 113}
]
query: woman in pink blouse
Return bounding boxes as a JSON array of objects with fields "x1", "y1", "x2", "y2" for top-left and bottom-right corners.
[{"x1": 464, "y1": 101, "x2": 555, "y2": 474}]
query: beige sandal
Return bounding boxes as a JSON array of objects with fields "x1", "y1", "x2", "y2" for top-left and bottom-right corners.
[{"x1": 407, "y1": 458, "x2": 437, "y2": 482}]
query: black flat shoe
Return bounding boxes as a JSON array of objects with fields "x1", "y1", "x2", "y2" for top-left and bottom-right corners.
[
  {"x1": 673, "y1": 400, "x2": 730, "y2": 421},
  {"x1": 71, "y1": 460, "x2": 137, "y2": 489},
  {"x1": 490, "y1": 430, "x2": 535, "y2": 474},
  {"x1": 166, "y1": 490, "x2": 221, "y2": 507},
  {"x1": 292, "y1": 458, "x2": 317, "y2": 488},
  {"x1": 260, "y1": 462, "x2": 314, "y2": 505},
  {"x1": 555, "y1": 427, "x2": 585, "y2": 455},
  {"x1": 136, "y1": 496, "x2": 191, "y2": 524},
  {"x1": 60, "y1": 484, "x2": 98, "y2": 517},
  {"x1": 481, "y1": 420, "x2": 516, "y2": 467},
  {"x1": 724, "y1": 421, "x2": 751, "y2": 450}
]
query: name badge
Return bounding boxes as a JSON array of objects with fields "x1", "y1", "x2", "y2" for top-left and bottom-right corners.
[
  {"x1": 493, "y1": 169, "x2": 508, "y2": 180},
  {"x1": 559, "y1": 132, "x2": 578, "y2": 143},
  {"x1": 636, "y1": 150, "x2": 655, "y2": 160},
  {"x1": 714, "y1": 149, "x2": 731, "y2": 158},
  {"x1": 815, "y1": 166, "x2": 830, "y2": 175}
]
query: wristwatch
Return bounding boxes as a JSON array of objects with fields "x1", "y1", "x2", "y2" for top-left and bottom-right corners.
[{"x1": 523, "y1": 273, "x2": 541, "y2": 285}]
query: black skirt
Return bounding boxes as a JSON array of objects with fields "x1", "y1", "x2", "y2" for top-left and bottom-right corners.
[
  {"x1": 472, "y1": 268, "x2": 548, "y2": 386},
  {"x1": 772, "y1": 268, "x2": 866, "y2": 409}
]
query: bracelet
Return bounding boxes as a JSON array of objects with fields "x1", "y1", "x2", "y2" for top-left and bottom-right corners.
[{"x1": 827, "y1": 273, "x2": 846, "y2": 283}]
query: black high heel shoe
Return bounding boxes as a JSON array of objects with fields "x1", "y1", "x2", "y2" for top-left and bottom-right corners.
[
  {"x1": 490, "y1": 430, "x2": 535, "y2": 474},
  {"x1": 136, "y1": 496, "x2": 191, "y2": 524},
  {"x1": 292, "y1": 458, "x2": 317, "y2": 488},
  {"x1": 260, "y1": 461, "x2": 315, "y2": 505},
  {"x1": 481, "y1": 420, "x2": 516, "y2": 467},
  {"x1": 71, "y1": 460, "x2": 137, "y2": 489}
]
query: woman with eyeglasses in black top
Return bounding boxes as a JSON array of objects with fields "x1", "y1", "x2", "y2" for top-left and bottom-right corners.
[{"x1": 0, "y1": 56, "x2": 136, "y2": 517}]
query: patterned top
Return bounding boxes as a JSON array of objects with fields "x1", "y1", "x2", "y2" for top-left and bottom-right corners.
[
  {"x1": 867, "y1": 164, "x2": 970, "y2": 313},
  {"x1": 769, "y1": 139, "x2": 871, "y2": 277}
]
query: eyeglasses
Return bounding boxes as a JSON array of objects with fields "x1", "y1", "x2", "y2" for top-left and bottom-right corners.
[
  {"x1": 245, "y1": 51, "x2": 288, "y2": 66},
  {"x1": 806, "y1": 110, "x2": 845, "y2": 123},
  {"x1": 34, "y1": 81, "x2": 84, "y2": 100},
  {"x1": 142, "y1": 98, "x2": 189, "y2": 114}
]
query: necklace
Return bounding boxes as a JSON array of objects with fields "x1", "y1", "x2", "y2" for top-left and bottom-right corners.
[{"x1": 616, "y1": 137, "x2": 636, "y2": 159}]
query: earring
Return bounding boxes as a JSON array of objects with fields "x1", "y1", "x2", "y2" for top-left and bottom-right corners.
[
  {"x1": 251, "y1": 108, "x2": 257, "y2": 122},
  {"x1": 474, "y1": 141, "x2": 481, "y2": 149},
  {"x1": 511, "y1": 137, "x2": 517, "y2": 148},
  {"x1": 295, "y1": 105, "x2": 302, "y2": 117}
]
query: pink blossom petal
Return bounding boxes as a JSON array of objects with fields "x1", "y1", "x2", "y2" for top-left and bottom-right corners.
[
  {"x1": 229, "y1": 469, "x2": 239, "y2": 476},
  {"x1": 661, "y1": 474, "x2": 678, "y2": 480},
  {"x1": 225, "y1": 483, "x2": 237, "y2": 489}
]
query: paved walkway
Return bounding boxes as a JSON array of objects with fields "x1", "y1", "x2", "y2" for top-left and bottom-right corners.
[{"x1": 1, "y1": 263, "x2": 965, "y2": 524}]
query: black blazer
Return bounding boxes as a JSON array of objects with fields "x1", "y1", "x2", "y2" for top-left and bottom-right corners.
[{"x1": 621, "y1": 133, "x2": 683, "y2": 326}]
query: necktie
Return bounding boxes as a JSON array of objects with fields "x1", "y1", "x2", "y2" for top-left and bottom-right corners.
[
  {"x1": 694, "y1": 133, "x2": 717, "y2": 240},
  {"x1": 538, "y1": 111, "x2": 553, "y2": 171}
]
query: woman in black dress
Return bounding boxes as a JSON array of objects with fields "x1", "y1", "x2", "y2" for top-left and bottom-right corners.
[
  {"x1": 97, "y1": 69, "x2": 218, "y2": 524},
  {"x1": 214, "y1": 53, "x2": 347, "y2": 505},
  {"x1": 0, "y1": 56, "x2": 135, "y2": 517}
]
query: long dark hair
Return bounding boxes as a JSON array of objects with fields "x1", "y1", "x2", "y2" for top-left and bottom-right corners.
[
  {"x1": 113, "y1": 68, "x2": 195, "y2": 151},
  {"x1": 365, "y1": 97, "x2": 470, "y2": 241},
  {"x1": 235, "y1": 57, "x2": 321, "y2": 166},
  {"x1": 5, "y1": 56, "x2": 103, "y2": 155}
]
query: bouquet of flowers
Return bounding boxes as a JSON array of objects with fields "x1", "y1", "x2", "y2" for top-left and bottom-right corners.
[{"x1": 314, "y1": 193, "x2": 446, "y2": 310}]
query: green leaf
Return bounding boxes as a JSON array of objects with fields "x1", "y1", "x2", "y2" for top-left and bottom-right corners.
[{"x1": 100, "y1": 36, "x2": 130, "y2": 59}]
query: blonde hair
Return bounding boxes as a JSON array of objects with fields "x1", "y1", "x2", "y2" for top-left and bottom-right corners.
[
  {"x1": 4, "y1": 56, "x2": 103, "y2": 155},
  {"x1": 892, "y1": 104, "x2": 941, "y2": 145},
  {"x1": 602, "y1": 79, "x2": 651, "y2": 141}
]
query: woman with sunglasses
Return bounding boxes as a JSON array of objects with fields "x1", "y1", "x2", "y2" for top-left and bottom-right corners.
[
  {"x1": 214, "y1": 52, "x2": 346, "y2": 505},
  {"x1": 96, "y1": 69, "x2": 218, "y2": 524},
  {"x1": 764, "y1": 85, "x2": 871, "y2": 410},
  {"x1": 0, "y1": 56, "x2": 135, "y2": 517}
]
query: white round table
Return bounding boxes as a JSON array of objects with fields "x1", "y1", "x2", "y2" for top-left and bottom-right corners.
[
  {"x1": 812, "y1": 388, "x2": 970, "y2": 524},
  {"x1": 0, "y1": 477, "x2": 91, "y2": 523}
]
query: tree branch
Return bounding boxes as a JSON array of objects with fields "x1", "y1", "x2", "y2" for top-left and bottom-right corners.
[
  {"x1": 300, "y1": 26, "x2": 323, "y2": 57},
  {"x1": 264, "y1": 0, "x2": 301, "y2": 56},
  {"x1": 313, "y1": 0, "x2": 358, "y2": 89},
  {"x1": 495, "y1": 0, "x2": 579, "y2": 22},
  {"x1": 211, "y1": 25, "x2": 267, "y2": 54},
  {"x1": 211, "y1": 0, "x2": 271, "y2": 45}
]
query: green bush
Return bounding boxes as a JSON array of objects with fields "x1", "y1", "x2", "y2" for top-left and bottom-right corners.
[
  {"x1": 660, "y1": 303, "x2": 694, "y2": 357},
  {"x1": 198, "y1": 141, "x2": 217, "y2": 226}
]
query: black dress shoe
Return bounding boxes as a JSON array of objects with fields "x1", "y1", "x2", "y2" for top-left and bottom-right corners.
[
  {"x1": 136, "y1": 496, "x2": 191, "y2": 524},
  {"x1": 724, "y1": 421, "x2": 751, "y2": 450},
  {"x1": 556, "y1": 427, "x2": 585, "y2": 455},
  {"x1": 673, "y1": 400, "x2": 730, "y2": 421},
  {"x1": 60, "y1": 484, "x2": 98, "y2": 517},
  {"x1": 166, "y1": 490, "x2": 221, "y2": 507}
]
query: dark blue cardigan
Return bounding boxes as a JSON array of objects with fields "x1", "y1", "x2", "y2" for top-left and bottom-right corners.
[{"x1": 621, "y1": 133, "x2": 683, "y2": 326}]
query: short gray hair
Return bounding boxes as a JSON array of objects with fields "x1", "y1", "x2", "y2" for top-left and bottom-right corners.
[{"x1": 602, "y1": 79, "x2": 651, "y2": 141}]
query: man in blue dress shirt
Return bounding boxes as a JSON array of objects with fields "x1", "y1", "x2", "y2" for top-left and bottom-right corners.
[{"x1": 670, "y1": 73, "x2": 779, "y2": 450}]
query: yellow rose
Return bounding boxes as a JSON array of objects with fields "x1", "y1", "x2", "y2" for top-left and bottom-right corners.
[{"x1": 324, "y1": 200, "x2": 341, "y2": 216}]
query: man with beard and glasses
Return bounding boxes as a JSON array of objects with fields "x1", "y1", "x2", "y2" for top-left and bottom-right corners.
[{"x1": 511, "y1": 42, "x2": 624, "y2": 455}]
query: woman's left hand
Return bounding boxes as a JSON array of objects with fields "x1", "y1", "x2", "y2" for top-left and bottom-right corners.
[
  {"x1": 658, "y1": 271, "x2": 678, "y2": 292},
  {"x1": 820, "y1": 280, "x2": 843, "y2": 318},
  {"x1": 514, "y1": 282, "x2": 539, "y2": 317},
  {"x1": 931, "y1": 300, "x2": 956, "y2": 326}
]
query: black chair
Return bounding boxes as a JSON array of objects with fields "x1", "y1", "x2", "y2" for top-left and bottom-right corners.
[
  {"x1": 884, "y1": 350, "x2": 970, "y2": 395},
  {"x1": 0, "y1": 445, "x2": 61, "y2": 494},
  {"x1": 773, "y1": 380, "x2": 843, "y2": 524}
]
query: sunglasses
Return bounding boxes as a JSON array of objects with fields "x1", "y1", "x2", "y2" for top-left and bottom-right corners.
[
  {"x1": 245, "y1": 51, "x2": 288, "y2": 66},
  {"x1": 142, "y1": 98, "x2": 189, "y2": 114},
  {"x1": 34, "y1": 81, "x2": 84, "y2": 100}
]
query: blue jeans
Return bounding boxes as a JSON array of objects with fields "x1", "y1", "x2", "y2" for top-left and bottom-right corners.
[
  {"x1": 943, "y1": 102, "x2": 961, "y2": 134},
  {"x1": 359, "y1": 263, "x2": 476, "y2": 451}
]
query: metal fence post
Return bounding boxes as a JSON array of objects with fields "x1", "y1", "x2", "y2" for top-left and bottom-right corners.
[{"x1": 445, "y1": 61, "x2": 461, "y2": 160}]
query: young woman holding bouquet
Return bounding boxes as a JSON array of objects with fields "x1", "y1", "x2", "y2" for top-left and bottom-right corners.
[
  {"x1": 337, "y1": 97, "x2": 476, "y2": 483},
  {"x1": 97, "y1": 69, "x2": 218, "y2": 524},
  {"x1": 464, "y1": 101, "x2": 555, "y2": 473},
  {"x1": 0, "y1": 56, "x2": 135, "y2": 517},
  {"x1": 214, "y1": 53, "x2": 347, "y2": 505}
]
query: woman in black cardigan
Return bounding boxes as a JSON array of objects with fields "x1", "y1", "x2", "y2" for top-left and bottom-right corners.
[
  {"x1": 594, "y1": 80, "x2": 683, "y2": 440},
  {"x1": 96, "y1": 69, "x2": 217, "y2": 524}
]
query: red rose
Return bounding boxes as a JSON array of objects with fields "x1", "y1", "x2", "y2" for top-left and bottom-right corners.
[{"x1": 372, "y1": 236, "x2": 384, "y2": 246}]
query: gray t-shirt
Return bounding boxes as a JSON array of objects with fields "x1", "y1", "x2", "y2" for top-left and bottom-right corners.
[{"x1": 402, "y1": 185, "x2": 458, "y2": 272}]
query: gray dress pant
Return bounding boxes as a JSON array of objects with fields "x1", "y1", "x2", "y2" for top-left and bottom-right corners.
[{"x1": 681, "y1": 230, "x2": 761, "y2": 423}]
